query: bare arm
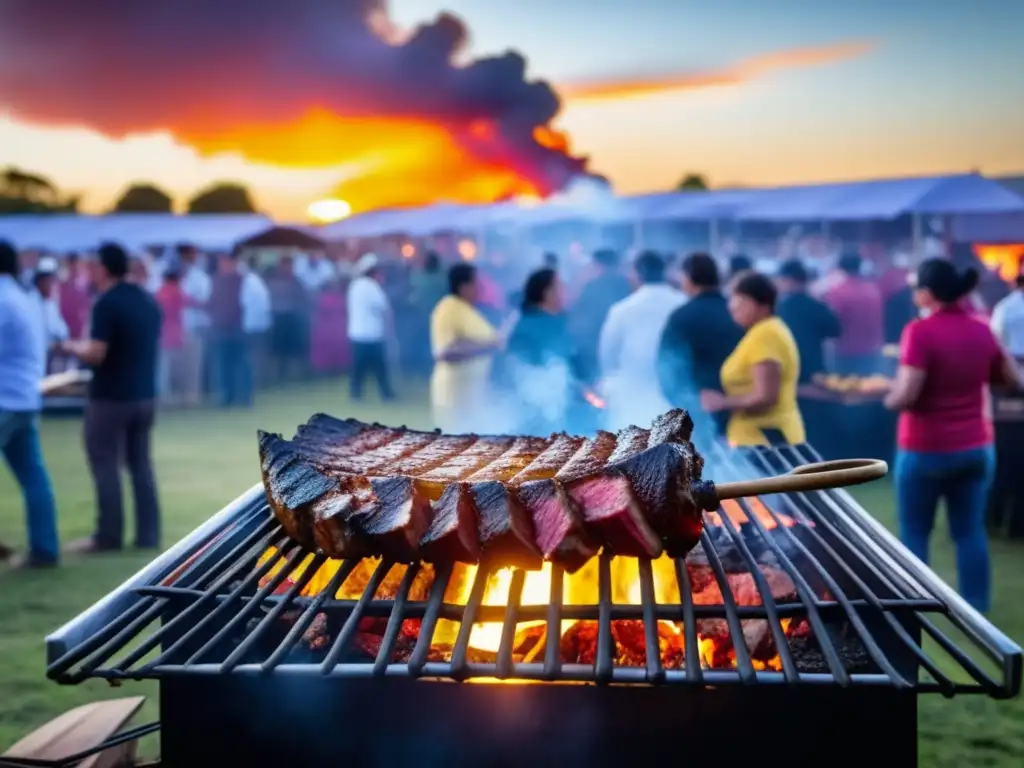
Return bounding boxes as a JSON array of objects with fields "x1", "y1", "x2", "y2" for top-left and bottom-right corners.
[
  {"x1": 63, "y1": 338, "x2": 108, "y2": 366},
  {"x1": 884, "y1": 365, "x2": 926, "y2": 410},
  {"x1": 721, "y1": 361, "x2": 782, "y2": 414},
  {"x1": 435, "y1": 338, "x2": 500, "y2": 363},
  {"x1": 992, "y1": 347, "x2": 1024, "y2": 392}
]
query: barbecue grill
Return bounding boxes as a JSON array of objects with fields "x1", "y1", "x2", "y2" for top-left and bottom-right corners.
[{"x1": 43, "y1": 443, "x2": 1021, "y2": 767}]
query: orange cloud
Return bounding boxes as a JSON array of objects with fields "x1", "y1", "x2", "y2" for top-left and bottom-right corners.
[
  {"x1": 560, "y1": 41, "x2": 877, "y2": 103},
  {"x1": 0, "y1": 1, "x2": 586, "y2": 213}
]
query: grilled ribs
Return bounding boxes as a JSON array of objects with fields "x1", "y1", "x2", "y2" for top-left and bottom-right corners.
[{"x1": 258, "y1": 409, "x2": 716, "y2": 572}]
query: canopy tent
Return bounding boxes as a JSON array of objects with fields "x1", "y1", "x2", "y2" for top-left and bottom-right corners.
[
  {"x1": 319, "y1": 209, "x2": 416, "y2": 240},
  {"x1": 731, "y1": 174, "x2": 1024, "y2": 222},
  {"x1": 953, "y1": 212, "x2": 1024, "y2": 243},
  {"x1": 637, "y1": 189, "x2": 761, "y2": 221},
  {"x1": 237, "y1": 225, "x2": 326, "y2": 250},
  {"x1": 6, "y1": 174, "x2": 1022, "y2": 246},
  {"x1": 0, "y1": 214, "x2": 272, "y2": 251}
]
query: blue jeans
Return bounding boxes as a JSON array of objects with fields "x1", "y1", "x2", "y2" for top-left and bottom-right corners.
[
  {"x1": 0, "y1": 411, "x2": 59, "y2": 563},
  {"x1": 894, "y1": 445, "x2": 995, "y2": 612},
  {"x1": 213, "y1": 333, "x2": 253, "y2": 407}
]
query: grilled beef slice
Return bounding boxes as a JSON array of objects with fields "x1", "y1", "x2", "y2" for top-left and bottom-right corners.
[
  {"x1": 647, "y1": 409, "x2": 695, "y2": 447},
  {"x1": 470, "y1": 480, "x2": 542, "y2": 569},
  {"x1": 605, "y1": 425, "x2": 650, "y2": 464},
  {"x1": 258, "y1": 430, "x2": 336, "y2": 549},
  {"x1": 609, "y1": 442, "x2": 703, "y2": 556},
  {"x1": 419, "y1": 482, "x2": 481, "y2": 563},
  {"x1": 509, "y1": 434, "x2": 596, "y2": 572},
  {"x1": 515, "y1": 479, "x2": 596, "y2": 572},
  {"x1": 558, "y1": 430, "x2": 663, "y2": 558}
]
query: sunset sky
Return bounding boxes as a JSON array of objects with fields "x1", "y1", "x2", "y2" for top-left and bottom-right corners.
[{"x1": 0, "y1": 0, "x2": 1022, "y2": 220}]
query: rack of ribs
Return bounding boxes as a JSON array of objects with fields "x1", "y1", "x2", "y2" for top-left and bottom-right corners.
[{"x1": 258, "y1": 409, "x2": 718, "y2": 573}]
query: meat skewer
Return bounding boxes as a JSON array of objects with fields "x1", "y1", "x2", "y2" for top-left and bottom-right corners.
[{"x1": 258, "y1": 410, "x2": 886, "y2": 573}]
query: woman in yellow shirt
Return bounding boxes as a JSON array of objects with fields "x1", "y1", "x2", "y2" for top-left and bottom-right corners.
[
  {"x1": 430, "y1": 263, "x2": 505, "y2": 433},
  {"x1": 700, "y1": 271, "x2": 806, "y2": 446}
]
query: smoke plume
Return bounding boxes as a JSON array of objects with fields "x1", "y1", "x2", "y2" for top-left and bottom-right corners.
[{"x1": 0, "y1": 0, "x2": 589, "y2": 209}]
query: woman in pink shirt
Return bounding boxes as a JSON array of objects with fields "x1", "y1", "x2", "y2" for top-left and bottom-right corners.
[
  {"x1": 885, "y1": 259, "x2": 1022, "y2": 612},
  {"x1": 155, "y1": 268, "x2": 188, "y2": 404}
]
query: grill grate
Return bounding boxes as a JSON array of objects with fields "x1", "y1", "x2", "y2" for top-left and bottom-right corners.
[{"x1": 45, "y1": 444, "x2": 1021, "y2": 696}]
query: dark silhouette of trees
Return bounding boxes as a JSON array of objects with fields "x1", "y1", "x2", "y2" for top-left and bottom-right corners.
[
  {"x1": 112, "y1": 183, "x2": 173, "y2": 213},
  {"x1": 677, "y1": 173, "x2": 709, "y2": 192},
  {"x1": 187, "y1": 182, "x2": 258, "y2": 214},
  {"x1": 0, "y1": 167, "x2": 79, "y2": 214}
]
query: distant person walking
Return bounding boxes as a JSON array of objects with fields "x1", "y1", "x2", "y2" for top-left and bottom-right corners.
[
  {"x1": 177, "y1": 243, "x2": 211, "y2": 405},
  {"x1": 63, "y1": 243, "x2": 163, "y2": 554},
  {"x1": 824, "y1": 252, "x2": 884, "y2": 375},
  {"x1": 0, "y1": 241, "x2": 60, "y2": 568},
  {"x1": 209, "y1": 253, "x2": 252, "y2": 407},
  {"x1": 347, "y1": 254, "x2": 396, "y2": 401},
  {"x1": 568, "y1": 249, "x2": 632, "y2": 382},
  {"x1": 267, "y1": 253, "x2": 310, "y2": 382},
  {"x1": 154, "y1": 266, "x2": 188, "y2": 405},
  {"x1": 991, "y1": 270, "x2": 1024, "y2": 358},
  {"x1": 598, "y1": 251, "x2": 686, "y2": 430}
]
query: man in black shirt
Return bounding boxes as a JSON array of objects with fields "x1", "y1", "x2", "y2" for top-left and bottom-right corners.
[
  {"x1": 658, "y1": 253, "x2": 742, "y2": 436},
  {"x1": 569, "y1": 249, "x2": 632, "y2": 382},
  {"x1": 63, "y1": 243, "x2": 163, "y2": 553},
  {"x1": 776, "y1": 260, "x2": 840, "y2": 384},
  {"x1": 776, "y1": 259, "x2": 840, "y2": 455}
]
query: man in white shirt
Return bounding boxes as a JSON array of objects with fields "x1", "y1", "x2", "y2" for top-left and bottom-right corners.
[
  {"x1": 176, "y1": 243, "x2": 212, "y2": 406},
  {"x1": 346, "y1": 253, "x2": 396, "y2": 401},
  {"x1": 598, "y1": 251, "x2": 686, "y2": 430},
  {"x1": 991, "y1": 272, "x2": 1024, "y2": 358},
  {"x1": 295, "y1": 251, "x2": 336, "y2": 293},
  {"x1": 240, "y1": 257, "x2": 273, "y2": 388},
  {"x1": 30, "y1": 257, "x2": 70, "y2": 357}
]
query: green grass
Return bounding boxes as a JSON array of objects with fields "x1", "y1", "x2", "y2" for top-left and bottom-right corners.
[{"x1": 0, "y1": 380, "x2": 1022, "y2": 765}]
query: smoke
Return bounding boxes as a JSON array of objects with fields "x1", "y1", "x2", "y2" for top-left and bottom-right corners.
[{"x1": 0, "y1": 0, "x2": 587, "y2": 195}]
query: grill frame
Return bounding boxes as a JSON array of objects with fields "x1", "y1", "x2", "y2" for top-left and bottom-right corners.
[{"x1": 45, "y1": 443, "x2": 1022, "y2": 696}]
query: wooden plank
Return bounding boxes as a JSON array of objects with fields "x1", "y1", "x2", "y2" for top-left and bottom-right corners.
[{"x1": 3, "y1": 696, "x2": 145, "y2": 766}]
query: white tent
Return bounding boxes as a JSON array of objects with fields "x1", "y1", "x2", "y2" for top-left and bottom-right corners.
[{"x1": 0, "y1": 214, "x2": 273, "y2": 251}]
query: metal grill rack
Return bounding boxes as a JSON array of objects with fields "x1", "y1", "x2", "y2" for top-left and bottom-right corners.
[{"x1": 45, "y1": 444, "x2": 1021, "y2": 696}]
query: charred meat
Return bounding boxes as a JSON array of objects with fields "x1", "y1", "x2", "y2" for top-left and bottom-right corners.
[{"x1": 258, "y1": 409, "x2": 714, "y2": 571}]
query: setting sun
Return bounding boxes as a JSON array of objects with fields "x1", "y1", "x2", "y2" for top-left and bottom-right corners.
[{"x1": 306, "y1": 197, "x2": 352, "y2": 224}]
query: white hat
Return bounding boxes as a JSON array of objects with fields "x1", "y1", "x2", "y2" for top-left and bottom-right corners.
[
  {"x1": 355, "y1": 252, "x2": 379, "y2": 275},
  {"x1": 36, "y1": 256, "x2": 59, "y2": 275}
]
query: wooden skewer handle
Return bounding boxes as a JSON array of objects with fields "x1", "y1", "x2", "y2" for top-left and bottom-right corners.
[{"x1": 711, "y1": 458, "x2": 888, "y2": 503}]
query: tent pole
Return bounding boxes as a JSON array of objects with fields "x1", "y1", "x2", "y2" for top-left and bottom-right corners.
[{"x1": 912, "y1": 214, "x2": 923, "y2": 260}]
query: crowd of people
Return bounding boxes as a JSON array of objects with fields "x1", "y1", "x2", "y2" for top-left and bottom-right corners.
[{"x1": 2, "y1": 234, "x2": 1023, "y2": 615}]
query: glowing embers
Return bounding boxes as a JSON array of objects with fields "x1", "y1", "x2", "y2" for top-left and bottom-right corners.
[{"x1": 255, "y1": 496, "x2": 814, "y2": 676}]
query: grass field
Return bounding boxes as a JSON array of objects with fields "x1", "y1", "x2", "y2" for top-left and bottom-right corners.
[{"x1": 0, "y1": 379, "x2": 1022, "y2": 765}]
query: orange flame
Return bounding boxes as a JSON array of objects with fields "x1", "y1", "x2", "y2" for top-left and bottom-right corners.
[
  {"x1": 708, "y1": 498, "x2": 800, "y2": 531},
  {"x1": 251, "y1": 496, "x2": 808, "y2": 677}
]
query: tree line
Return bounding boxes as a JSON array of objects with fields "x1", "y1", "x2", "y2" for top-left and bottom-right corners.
[
  {"x1": 0, "y1": 165, "x2": 711, "y2": 217},
  {"x1": 0, "y1": 167, "x2": 258, "y2": 215}
]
